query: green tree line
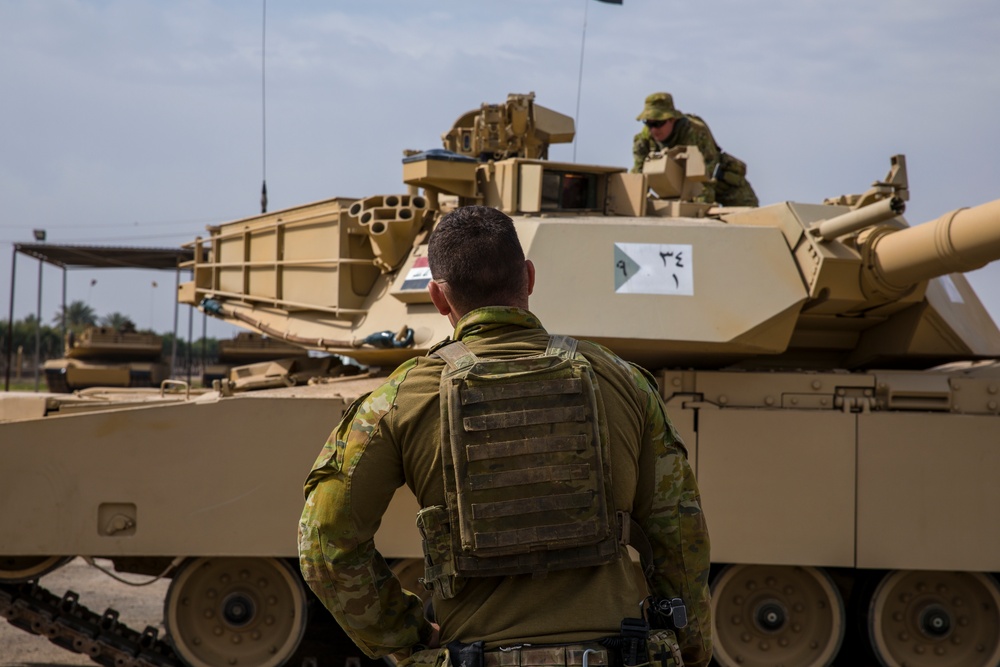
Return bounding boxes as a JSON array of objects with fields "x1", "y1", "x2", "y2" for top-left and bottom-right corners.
[
  {"x1": 0, "y1": 314, "x2": 63, "y2": 360},
  {"x1": 1, "y1": 300, "x2": 221, "y2": 371}
]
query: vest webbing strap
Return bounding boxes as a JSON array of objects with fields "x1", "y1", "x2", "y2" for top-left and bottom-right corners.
[
  {"x1": 462, "y1": 377, "x2": 584, "y2": 405},
  {"x1": 464, "y1": 405, "x2": 587, "y2": 431},
  {"x1": 466, "y1": 434, "x2": 587, "y2": 461}
]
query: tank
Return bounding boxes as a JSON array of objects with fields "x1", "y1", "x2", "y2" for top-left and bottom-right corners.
[
  {"x1": 3, "y1": 92, "x2": 1000, "y2": 667},
  {"x1": 201, "y1": 332, "x2": 310, "y2": 387},
  {"x1": 42, "y1": 325, "x2": 169, "y2": 393}
]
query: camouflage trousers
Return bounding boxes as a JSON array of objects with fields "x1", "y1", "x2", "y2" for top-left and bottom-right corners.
[{"x1": 398, "y1": 633, "x2": 683, "y2": 667}]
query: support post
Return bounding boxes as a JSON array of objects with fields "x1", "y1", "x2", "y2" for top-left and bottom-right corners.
[
  {"x1": 61, "y1": 267, "x2": 67, "y2": 340},
  {"x1": 170, "y1": 268, "x2": 180, "y2": 379},
  {"x1": 4, "y1": 248, "x2": 17, "y2": 392},
  {"x1": 34, "y1": 257, "x2": 42, "y2": 392}
]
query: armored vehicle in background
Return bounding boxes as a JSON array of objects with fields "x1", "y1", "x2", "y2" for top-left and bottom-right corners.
[
  {"x1": 201, "y1": 332, "x2": 309, "y2": 387},
  {"x1": 3, "y1": 93, "x2": 1000, "y2": 667},
  {"x1": 42, "y1": 325, "x2": 168, "y2": 393}
]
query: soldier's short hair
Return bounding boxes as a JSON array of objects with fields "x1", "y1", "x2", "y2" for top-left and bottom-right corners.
[{"x1": 428, "y1": 206, "x2": 527, "y2": 312}]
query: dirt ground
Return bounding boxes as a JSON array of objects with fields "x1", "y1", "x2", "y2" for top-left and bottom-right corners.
[{"x1": 1, "y1": 557, "x2": 169, "y2": 667}]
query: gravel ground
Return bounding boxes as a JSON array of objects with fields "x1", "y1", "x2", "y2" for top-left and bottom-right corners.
[{"x1": 1, "y1": 557, "x2": 169, "y2": 667}]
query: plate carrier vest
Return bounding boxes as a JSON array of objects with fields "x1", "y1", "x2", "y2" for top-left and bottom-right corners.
[{"x1": 418, "y1": 335, "x2": 623, "y2": 596}]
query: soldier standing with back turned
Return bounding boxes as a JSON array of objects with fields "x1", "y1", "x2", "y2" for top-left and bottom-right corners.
[
  {"x1": 299, "y1": 206, "x2": 712, "y2": 667},
  {"x1": 633, "y1": 92, "x2": 759, "y2": 207}
]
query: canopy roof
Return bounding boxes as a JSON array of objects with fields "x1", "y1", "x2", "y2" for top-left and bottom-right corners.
[{"x1": 13, "y1": 243, "x2": 192, "y2": 270}]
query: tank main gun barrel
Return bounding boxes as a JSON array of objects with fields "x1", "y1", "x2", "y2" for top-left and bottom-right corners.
[{"x1": 862, "y1": 198, "x2": 1000, "y2": 298}]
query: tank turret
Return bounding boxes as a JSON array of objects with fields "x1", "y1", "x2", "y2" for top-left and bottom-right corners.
[{"x1": 178, "y1": 143, "x2": 1000, "y2": 372}]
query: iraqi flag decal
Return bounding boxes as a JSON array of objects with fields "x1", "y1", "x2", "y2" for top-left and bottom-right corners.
[{"x1": 401, "y1": 256, "x2": 433, "y2": 291}]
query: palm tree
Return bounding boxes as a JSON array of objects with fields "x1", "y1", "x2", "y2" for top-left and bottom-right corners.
[
  {"x1": 53, "y1": 300, "x2": 97, "y2": 334},
  {"x1": 100, "y1": 312, "x2": 137, "y2": 332}
]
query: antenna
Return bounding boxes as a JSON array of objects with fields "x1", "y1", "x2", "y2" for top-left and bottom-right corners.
[
  {"x1": 574, "y1": 0, "x2": 622, "y2": 163},
  {"x1": 573, "y1": 0, "x2": 589, "y2": 164},
  {"x1": 260, "y1": 0, "x2": 268, "y2": 213}
]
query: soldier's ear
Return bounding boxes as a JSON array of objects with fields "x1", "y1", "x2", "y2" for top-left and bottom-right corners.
[
  {"x1": 429, "y1": 280, "x2": 452, "y2": 318},
  {"x1": 525, "y1": 260, "x2": 536, "y2": 296}
]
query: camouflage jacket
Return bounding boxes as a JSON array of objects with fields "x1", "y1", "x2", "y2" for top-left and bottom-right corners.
[
  {"x1": 299, "y1": 307, "x2": 712, "y2": 667},
  {"x1": 632, "y1": 115, "x2": 758, "y2": 207}
]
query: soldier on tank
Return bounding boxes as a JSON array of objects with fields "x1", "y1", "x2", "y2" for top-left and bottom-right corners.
[
  {"x1": 633, "y1": 92, "x2": 759, "y2": 207},
  {"x1": 299, "y1": 205, "x2": 712, "y2": 667}
]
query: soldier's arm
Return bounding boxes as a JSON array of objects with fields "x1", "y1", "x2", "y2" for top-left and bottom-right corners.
[
  {"x1": 632, "y1": 129, "x2": 652, "y2": 173},
  {"x1": 631, "y1": 365, "x2": 712, "y2": 667},
  {"x1": 298, "y1": 362, "x2": 431, "y2": 659},
  {"x1": 687, "y1": 123, "x2": 720, "y2": 205}
]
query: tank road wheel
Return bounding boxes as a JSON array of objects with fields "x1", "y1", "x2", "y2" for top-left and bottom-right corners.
[
  {"x1": 711, "y1": 564, "x2": 844, "y2": 667},
  {"x1": 164, "y1": 557, "x2": 307, "y2": 667},
  {"x1": 868, "y1": 570, "x2": 1000, "y2": 667},
  {"x1": 0, "y1": 556, "x2": 73, "y2": 582}
]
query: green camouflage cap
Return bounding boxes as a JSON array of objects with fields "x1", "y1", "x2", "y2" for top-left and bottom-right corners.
[{"x1": 636, "y1": 92, "x2": 682, "y2": 122}]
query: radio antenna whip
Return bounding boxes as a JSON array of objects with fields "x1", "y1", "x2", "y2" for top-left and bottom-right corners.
[
  {"x1": 260, "y1": 0, "x2": 268, "y2": 213},
  {"x1": 573, "y1": 0, "x2": 588, "y2": 163},
  {"x1": 574, "y1": 0, "x2": 623, "y2": 163}
]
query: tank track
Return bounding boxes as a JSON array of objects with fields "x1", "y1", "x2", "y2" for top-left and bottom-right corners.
[{"x1": 0, "y1": 580, "x2": 183, "y2": 667}]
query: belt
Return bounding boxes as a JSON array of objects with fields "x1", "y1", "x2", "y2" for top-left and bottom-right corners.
[{"x1": 483, "y1": 644, "x2": 610, "y2": 667}]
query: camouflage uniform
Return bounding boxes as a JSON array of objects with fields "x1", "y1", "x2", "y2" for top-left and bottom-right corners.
[
  {"x1": 299, "y1": 307, "x2": 712, "y2": 667},
  {"x1": 632, "y1": 92, "x2": 759, "y2": 207}
]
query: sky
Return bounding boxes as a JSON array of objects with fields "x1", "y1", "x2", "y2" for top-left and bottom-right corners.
[{"x1": 1, "y1": 0, "x2": 999, "y2": 340}]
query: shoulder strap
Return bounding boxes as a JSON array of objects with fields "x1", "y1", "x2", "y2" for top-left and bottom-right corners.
[
  {"x1": 440, "y1": 336, "x2": 578, "y2": 368},
  {"x1": 435, "y1": 341, "x2": 478, "y2": 371},
  {"x1": 545, "y1": 334, "x2": 579, "y2": 360}
]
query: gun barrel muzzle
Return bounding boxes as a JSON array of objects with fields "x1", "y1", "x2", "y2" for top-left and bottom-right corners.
[{"x1": 870, "y1": 198, "x2": 1000, "y2": 288}]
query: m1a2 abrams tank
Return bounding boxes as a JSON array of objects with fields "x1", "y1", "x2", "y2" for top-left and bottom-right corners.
[
  {"x1": 2, "y1": 92, "x2": 1000, "y2": 667},
  {"x1": 43, "y1": 325, "x2": 168, "y2": 393}
]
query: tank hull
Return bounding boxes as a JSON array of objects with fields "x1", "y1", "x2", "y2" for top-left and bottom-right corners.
[
  {"x1": 43, "y1": 358, "x2": 168, "y2": 392},
  {"x1": 4, "y1": 364, "x2": 998, "y2": 570},
  {"x1": 3, "y1": 365, "x2": 999, "y2": 666},
  {"x1": 0, "y1": 379, "x2": 420, "y2": 560}
]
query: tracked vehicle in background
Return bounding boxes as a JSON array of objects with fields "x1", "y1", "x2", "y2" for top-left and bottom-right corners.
[
  {"x1": 201, "y1": 332, "x2": 309, "y2": 387},
  {"x1": 2, "y1": 93, "x2": 1000, "y2": 667},
  {"x1": 42, "y1": 325, "x2": 168, "y2": 393}
]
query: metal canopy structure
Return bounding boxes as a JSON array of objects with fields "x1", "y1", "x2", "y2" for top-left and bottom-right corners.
[
  {"x1": 5, "y1": 243, "x2": 194, "y2": 392},
  {"x1": 13, "y1": 243, "x2": 193, "y2": 270}
]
